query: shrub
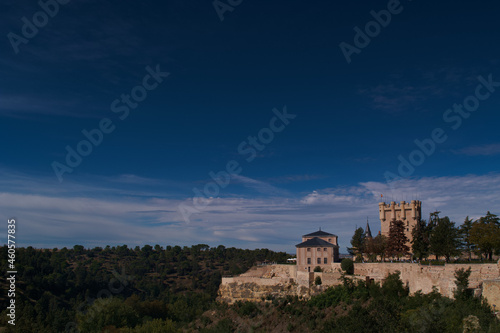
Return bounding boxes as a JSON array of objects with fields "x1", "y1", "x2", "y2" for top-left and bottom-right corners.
[
  {"x1": 315, "y1": 276, "x2": 322, "y2": 285},
  {"x1": 341, "y1": 258, "x2": 354, "y2": 275},
  {"x1": 235, "y1": 301, "x2": 261, "y2": 318},
  {"x1": 314, "y1": 266, "x2": 322, "y2": 272}
]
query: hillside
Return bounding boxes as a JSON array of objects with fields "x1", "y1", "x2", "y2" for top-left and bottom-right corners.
[
  {"x1": 0, "y1": 244, "x2": 289, "y2": 332},
  {"x1": 0, "y1": 245, "x2": 498, "y2": 332}
]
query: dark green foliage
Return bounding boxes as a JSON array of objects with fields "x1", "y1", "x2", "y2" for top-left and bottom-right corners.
[
  {"x1": 341, "y1": 258, "x2": 354, "y2": 274},
  {"x1": 454, "y1": 267, "x2": 472, "y2": 300},
  {"x1": 460, "y1": 216, "x2": 474, "y2": 261},
  {"x1": 470, "y1": 212, "x2": 500, "y2": 260},
  {"x1": 313, "y1": 266, "x2": 322, "y2": 272},
  {"x1": 307, "y1": 272, "x2": 497, "y2": 333},
  {"x1": 429, "y1": 216, "x2": 461, "y2": 262},
  {"x1": 315, "y1": 276, "x2": 322, "y2": 285},
  {"x1": 364, "y1": 233, "x2": 387, "y2": 261},
  {"x1": 0, "y1": 244, "x2": 289, "y2": 332},
  {"x1": 235, "y1": 301, "x2": 261, "y2": 317},
  {"x1": 200, "y1": 318, "x2": 235, "y2": 333},
  {"x1": 348, "y1": 227, "x2": 365, "y2": 257},
  {"x1": 2, "y1": 242, "x2": 498, "y2": 332},
  {"x1": 411, "y1": 219, "x2": 429, "y2": 260},
  {"x1": 386, "y1": 220, "x2": 409, "y2": 258}
]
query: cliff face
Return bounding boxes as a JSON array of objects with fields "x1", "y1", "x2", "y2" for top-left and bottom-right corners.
[{"x1": 218, "y1": 262, "x2": 500, "y2": 304}]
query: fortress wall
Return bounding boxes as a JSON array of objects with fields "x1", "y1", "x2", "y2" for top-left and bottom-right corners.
[
  {"x1": 219, "y1": 263, "x2": 500, "y2": 304},
  {"x1": 296, "y1": 271, "x2": 311, "y2": 287},
  {"x1": 239, "y1": 264, "x2": 296, "y2": 278},
  {"x1": 218, "y1": 265, "x2": 301, "y2": 303},
  {"x1": 314, "y1": 271, "x2": 343, "y2": 287},
  {"x1": 355, "y1": 263, "x2": 500, "y2": 298},
  {"x1": 482, "y1": 280, "x2": 500, "y2": 312}
]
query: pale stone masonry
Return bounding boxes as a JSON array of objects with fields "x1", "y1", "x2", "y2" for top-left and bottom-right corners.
[
  {"x1": 379, "y1": 200, "x2": 422, "y2": 248},
  {"x1": 218, "y1": 262, "x2": 500, "y2": 304},
  {"x1": 219, "y1": 205, "x2": 500, "y2": 306},
  {"x1": 295, "y1": 229, "x2": 340, "y2": 272}
]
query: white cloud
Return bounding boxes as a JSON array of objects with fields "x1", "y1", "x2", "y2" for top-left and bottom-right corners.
[{"x1": 1, "y1": 169, "x2": 499, "y2": 253}]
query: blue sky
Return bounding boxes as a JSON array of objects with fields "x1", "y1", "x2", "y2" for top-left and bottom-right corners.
[{"x1": 1, "y1": 0, "x2": 499, "y2": 253}]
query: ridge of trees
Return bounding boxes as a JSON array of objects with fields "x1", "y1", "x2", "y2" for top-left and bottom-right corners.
[{"x1": 0, "y1": 244, "x2": 290, "y2": 332}]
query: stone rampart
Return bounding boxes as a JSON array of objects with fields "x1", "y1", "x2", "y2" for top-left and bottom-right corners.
[
  {"x1": 218, "y1": 262, "x2": 500, "y2": 304},
  {"x1": 354, "y1": 262, "x2": 500, "y2": 298}
]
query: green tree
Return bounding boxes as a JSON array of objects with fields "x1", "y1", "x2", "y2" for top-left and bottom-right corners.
[
  {"x1": 470, "y1": 211, "x2": 500, "y2": 260},
  {"x1": 341, "y1": 258, "x2": 354, "y2": 275},
  {"x1": 348, "y1": 227, "x2": 365, "y2": 260},
  {"x1": 454, "y1": 267, "x2": 472, "y2": 300},
  {"x1": 77, "y1": 297, "x2": 139, "y2": 333},
  {"x1": 429, "y1": 216, "x2": 461, "y2": 262},
  {"x1": 315, "y1": 276, "x2": 322, "y2": 286},
  {"x1": 411, "y1": 219, "x2": 429, "y2": 260},
  {"x1": 386, "y1": 220, "x2": 409, "y2": 259},
  {"x1": 127, "y1": 318, "x2": 179, "y2": 333},
  {"x1": 365, "y1": 233, "x2": 388, "y2": 262},
  {"x1": 460, "y1": 216, "x2": 474, "y2": 261}
]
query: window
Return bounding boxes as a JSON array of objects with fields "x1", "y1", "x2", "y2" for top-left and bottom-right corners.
[
  {"x1": 328, "y1": 238, "x2": 331, "y2": 242},
  {"x1": 307, "y1": 258, "x2": 311, "y2": 264},
  {"x1": 317, "y1": 258, "x2": 321, "y2": 264},
  {"x1": 324, "y1": 258, "x2": 327, "y2": 264},
  {"x1": 307, "y1": 248, "x2": 311, "y2": 252},
  {"x1": 324, "y1": 248, "x2": 327, "y2": 251},
  {"x1": 317, "y1": 248, "x2": 321, "y2": 251}
]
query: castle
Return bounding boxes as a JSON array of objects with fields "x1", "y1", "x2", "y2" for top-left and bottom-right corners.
[
  {"x1": 218, "y1": 200, "x2": 500, "y2": 305},
  {"x1": 294, "y1": 200, "x2": 422, "y2": 268}
]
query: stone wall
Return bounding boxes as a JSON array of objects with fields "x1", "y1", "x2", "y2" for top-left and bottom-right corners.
[
  {"x1": 354, "y1": 262, "x2": 500, "y2": 298},
  {"x1": 482, "y1": 280, "x2": 500, "y2": 314},
  {"x1": 218, "y1": 265, "x2": 306, "y2": 303},
  {"x1": 218, "y1": 262, "x2": 500, "y2": 304}
]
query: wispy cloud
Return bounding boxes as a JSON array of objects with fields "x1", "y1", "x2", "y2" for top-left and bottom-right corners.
[
  {"x1": 231, "y1": 174, "x2": 289, "y2": 196},
  {"x1": 452, "y1": 143, "x2": 500, "y2": 156},
  {"x1": 358, "y1": 83, "x2": 442, "y2": 113},
  {"x1": 0, "y1": 94, "x2": 89, "y2": 119},
  {"x1": 1, "y1": 168, "x2": 499, "y2": 252},
  {"x1": 265, "y1": 174, "x2": 327, "y2": 184},
  {"x1": 358, "y1": 66, "x2": 481, "y2": 113}
]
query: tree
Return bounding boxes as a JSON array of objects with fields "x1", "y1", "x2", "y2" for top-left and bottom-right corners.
[
  {"x1": 77, "y1": 298, "x2": 139, "y2": 332},
  {"x1": 315, "y1": 276, "x2": 322, "y2": 286},
  {"x1": 429, "y1": 216, "x2": 461, "y2": 262},
  {"x1": 364, "y1": 237, "x2": 377, "y2": 262},
  {"x1": 470, "y1": 212, "x2": 500, "y2": 260},
  {"x1": 411, "y1": 219, "x2": 429, "y2": 260},
  {"x1": 341, "y1": 258, "x2": 354, "y2": 275},
  {"x1": 130, "y1": 318, "x2": 179, "y2": 333},
  {"x1": 365, "y1": 233, "x2": 387, "y2": 261},
  {"x1": 454, "y1": 267, "x2": 472, "y2": 300},
  {"x1": 386, "y1": 220, "x2": 409, "y2": 259},
  {"x1": 313, "y1": 266, "x2": 322, "y2": 272},
  {"x1": 459, "y1": 216, "x2": 474, "y2": 261},
  {"x1": 348, "y1": 227, "x2": 365, "y2": 260}
]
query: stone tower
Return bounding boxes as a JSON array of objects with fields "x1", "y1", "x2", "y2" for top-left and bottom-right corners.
[{"x1": 379, "y1": 200, "x2": 422, "y2": 248}]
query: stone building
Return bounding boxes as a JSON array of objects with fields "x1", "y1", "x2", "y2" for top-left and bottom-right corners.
[
  {"x1": 379, "y1": 200, "x2": 421, "y2": 248},
  {"x1": 295, "y1": 229, "x2": 339, "y2": 272}
]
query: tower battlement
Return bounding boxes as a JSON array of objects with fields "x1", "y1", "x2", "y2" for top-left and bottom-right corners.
[{"x1": 379, "y1": 200, "x2": 421, "y2": 247}]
